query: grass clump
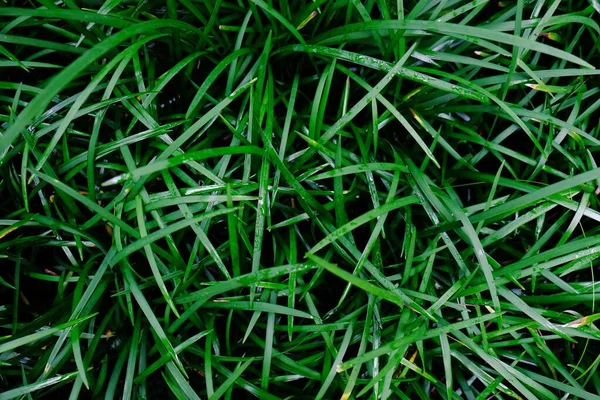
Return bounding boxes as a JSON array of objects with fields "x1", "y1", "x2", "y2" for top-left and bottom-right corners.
[{"x1": 1, "y1": 0, "x2": 600, "y2": 398}]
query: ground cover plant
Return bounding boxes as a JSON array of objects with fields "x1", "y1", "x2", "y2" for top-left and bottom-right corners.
[{"x1": 0, "y1": 0, "x2": 600, "y2": 398}]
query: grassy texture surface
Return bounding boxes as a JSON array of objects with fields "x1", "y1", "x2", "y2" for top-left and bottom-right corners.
[{"x1": 1, "y1": 0, "x2": 600, "y2": 398}]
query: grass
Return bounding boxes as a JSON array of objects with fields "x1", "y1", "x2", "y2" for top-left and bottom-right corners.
[{"x1": 0, "y1": 0, "x2": 600, "y2": 398}]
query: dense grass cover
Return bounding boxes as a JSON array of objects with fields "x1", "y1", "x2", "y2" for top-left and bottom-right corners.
[{"x1": 1, "y1": 0, "x2": 600, "y2": 398}]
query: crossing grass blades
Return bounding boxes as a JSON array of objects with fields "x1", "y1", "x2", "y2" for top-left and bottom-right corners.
[{"x1": 1, "y1": 0, "x2": 600, "y2": 398}]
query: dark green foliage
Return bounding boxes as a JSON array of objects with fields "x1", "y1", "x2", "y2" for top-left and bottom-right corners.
[{"x1": 1, "y1": 0, "x2": 600, "y2": 398}]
